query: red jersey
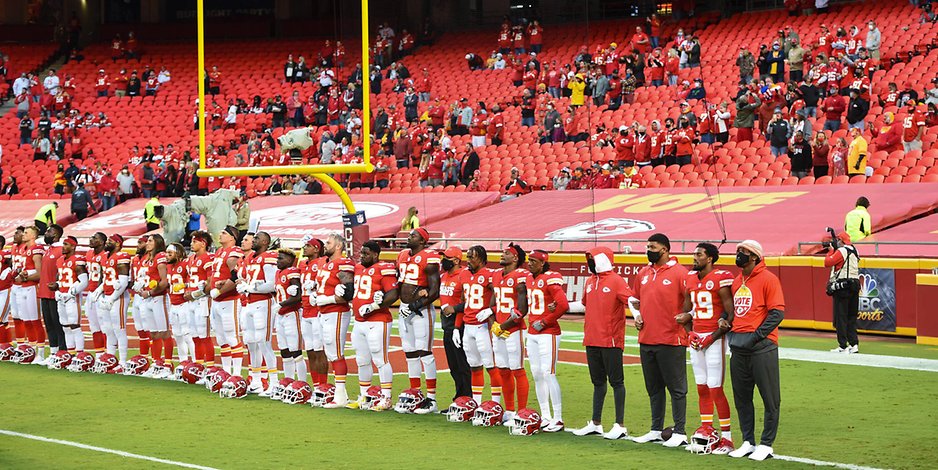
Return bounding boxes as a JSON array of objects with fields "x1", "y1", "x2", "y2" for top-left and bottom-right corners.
[
  {"x1": 186, "y1": 252, "x2": 212, "y2": 295},
  {"x1": 0, "y1": 249, "x2": 13, "y2": 291},
  {"x1": 633, "y1": 257, "x2": 689, "y2": 346},
  {"x1": 686, "y1": 269, "x2": 734, "y2": 334},
  {"x1": 17, "y1": 243, "x2": 45, "y2": 288},
  {"x1": 352, "y1": 262, "x2": 398, "y2": 323},
  {"x1": 142, "y1": 252, "x2": 168, "y2": 297},
  {"x1": 492, "y1": 268, "x2": 531, "y2": 333},
  {"x1": 85, "y1": 249, "x2": 108, "y2": 292},
  {"x1": 210, "y1": 246, "x2": 243, "y2": 302},
  {"x1": 731, "y1": 262, "x2": 784, "y2": 345},
  {"x1": 55, "y1": 254, "x2": 86, "y2": 293},
  {"x1": 300, "y1": 257, "x2": 325, "y2": 317},
  {"x1": 460, "y1": 267, "x2": 495, "y2": 326},
  {"x1": 243, "y1": 250, "x2": 278, "y2": 303},
  {"x1": 276, "y1": 267, "x2": 302, "y2": 315},
  {"x1": 315, "y1": 256, "x2": 355, "y2": 314},
  {"x1": 397, "y1": 248, "x2": 440, "y2": 288},
  {"x1": 102, "y1": 251, "x2": 131, "y2": 296},
  {"x1": 527, "y1": 271, "x2": 568, "y2": 336},
  {"x1": 167, "y1": 260, "x2": 188, "y2": 306},
  {"x1": 902, "y1": 108, "x2": 927, "y2": 143}
]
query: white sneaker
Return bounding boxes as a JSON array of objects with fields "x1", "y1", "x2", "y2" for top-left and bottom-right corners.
[
  {"x1": 322, "y1": 398, "x2": 348, "y2": 409},
  {"x1": 662, "y1": 433, "x2": 688, "y2": 447},
  {"x1": 728, "y1": 441, "x2": 755, "y2": 458},
  {"x1": 569, "y1": 421, "x2": 603, "y2": 436},
  {"x1": 632, "y1": 430, "x2": 663, "y2": 444},
  {"x1": 247, "y1": 383, "x2": 264, "y2": 395},
  {"x1": 748, "y1": 444, "x2": 774, "y2": 461},
  {"x1": 258, "y1": 386, "x2": 275, "y2": 398},
  {"x1": 542, "y1": 420, "x2": 565, "y2": 433},
  {"x1": 603, "y1": 424, "x2": 629, "y2": 440},
  {"x1": 847, "y1": 344, "x2": 859, "y2": 354},
  {"x1": 830, "y1": 347, "x2": 847, "y2": 353}
]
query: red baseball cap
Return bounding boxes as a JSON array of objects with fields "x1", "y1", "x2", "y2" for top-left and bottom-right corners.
[
  {"x1": 443, "y1": 246, "x2": 462, "y2": 259},
  {"x1": 412, "y1": 228, "x2": 430, "y2": 243}
]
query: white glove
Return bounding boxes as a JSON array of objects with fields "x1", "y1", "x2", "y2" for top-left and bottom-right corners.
[
  {"x1": 99, "y1": 298, "x2": 113, "y2": 313},
  {"x1": 132, "y1": 280, "x2": 144, "y2": 292},
  {"x1": 54, "y1": 291, "x2": 63, "y2": 302},
  {"x1": 68, "y1": 286, "x2": 81, "y2": 297},
  {"x1": 271, "y1": 302, "x2": 281, "y2": 316},
  {"x1": 303, "y1": 280, "x2": 317, "y2": 295},
  {"x1": 399, "y1": 302, "x2": 413, "y2": 319},
  {"x1": 235, "y1": 282, "x2": 249, "y2": 294},
  {"x1": 452, "y1": 329, "x2": 462, "y2": 348},
  {"x1": 475, "y1": 308, "x2": 494, "y2": 323},
  {"x1": 210, "y1": 288, "x2": 221, "y2": 299},
  {"x1": 359, "y1": 303, "x2": 378, "y2": 317},
  {"x1": 286, "y1": 285, "x2": 299, "y2": 296},
  {"x1": 90, "y1": 288, "x2": 103, "y2": 303},
  {"x1": 373, "y1": 290, "x2": 384, "y2": 306},
  {"x1": 532, "y1": 320, "x2": 545, "y2": 332},
  {"x1": 315, "y1": 294, "x2": 336, "y2": 307},
  {"x1": 194, "y1": 280, "x2": 207, "y2": 291},
  {"x1": 335, "y1": 284, "x2": 346, "y2": 297}
]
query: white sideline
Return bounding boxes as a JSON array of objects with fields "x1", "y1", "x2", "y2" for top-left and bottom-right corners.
[
  {"x1": 773, "y1": 454, "x2": 887, "y2": 470},
  {"x1": 0, "y1": 429, "x2": 219, "y2": 470}
]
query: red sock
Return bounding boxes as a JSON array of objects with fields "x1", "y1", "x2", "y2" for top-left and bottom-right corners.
[
  {"x1": 487, "y1": 367, "x2": 502, "y2": 401},
  {"x1": 13, "y1": 319, "x2": 26, "y2": 343},
  {"x1": 151, "y1": 338, "x2": 163, "y2": 363},
  {"x1": 512, "y1": 369, "x2": 529, "y2": 409},
  {"x1": 231, "y1": 342, "x2": 244, "y2": 363},
  {"x1": 711, "y1": 386, "x2": 732, "y2": 431},
  {"x1": 426, "y1": 378, "x2": 437, "y2": 396},
  {"x1": 471, "y1": 369, "x2": 484, "y2": 395},
  {"x1": 139, "y1": 331, "x2": 151, "y2": 355},
  {"x1": 310, "y1": 371, "x2": 324, "y2": 386},
  {"x1": 0, "y1": 325, "x2": 10, "y2": 343},
  {"x1": 499, "y1": 368, "x2": 514, "y2": 411},
  {"x1": 34, "y1": 320, "x2": 46, "y2": 343},
  {"x1": 163, "y1": 337, "x2": 174, "y2": 364},
  {"x1": 697, "y1": 384, "x2": 713, "y2": 426},
  {"x1": 26, "y1": 320, "x2": 40, "y2": 344},
  {"x1": 192, "y1": 337, "x2": 203, "y2": 362},
  {"x1": 202, "y1": 339, "x2": 215, "y2": 364},
  {"x1": 409, "y1": 377, "x2": 421, "y2": 389},
  {"x1": 92, "y1": 331, "x2": 106, "y2": 353},
  {"x1": 332, "y1": 358, "x2": 347, "y2": 383}
]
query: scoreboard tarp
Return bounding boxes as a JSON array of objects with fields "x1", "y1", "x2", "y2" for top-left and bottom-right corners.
[
  {"x1": 430, "y1": 184, "x2": 938, "y2": 255},
  {"x1": 861, "y1": 213, "x2": 938, "y2": 257}
]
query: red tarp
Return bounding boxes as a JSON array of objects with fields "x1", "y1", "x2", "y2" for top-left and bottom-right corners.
[
  {"x1": 0, "y1": 199, "x2": 76, "y2": 238},
  {"x1": 430, "y1": 184, "x2": 938, "y2": 255},
  {"x1": 64, "y1": 192, "x2": 500, "y2": 240},
  {"x1": 862, "y1": 213, "x2": 938, "y2": 257}
]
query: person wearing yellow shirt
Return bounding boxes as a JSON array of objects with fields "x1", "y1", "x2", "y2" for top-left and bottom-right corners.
[
  {"x1": 568, "y1": 74, "x2": 586, "y2": 107},
  {"x1": 846, "y1": 127, "x2": 867, "y2": 177},
  {"x1": 400, "y1": 206, "x2": 420, "y2": 232},
  {"x1": 844, "y1": 197, "x2": 872, "y2": 242}
]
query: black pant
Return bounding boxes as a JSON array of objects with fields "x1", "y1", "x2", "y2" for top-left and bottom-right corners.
[
  {"x1": 833, "y1": 288, "x2": 859, "y2": 348},
  {"x1": 443, "y1": 326, "x2": 471, "y2": 400},
  {"x1": 34, "y1": 220, "x2": 48, "y2": 235},
  {"x1": 789, "y1": 70, "x2": 803, "y2": 83},
  {"x1": 639, "y1": 344, "x2": 688, "y2": 435},
  {"x1": 40, "y1": 297, "x2": 66, "y2": 350},
  {"x1": 146, "y1": 222, "x2": 160, "y2": 231},
  {"x1": 74, "y1": 209, "x2": 88, "y2": 221},
  {"x1": 731, "y1": 347, "x2": 781, "y2": 446},
  {"x1": 586, "y1": 346, "x2": 625, "y2": 424}
]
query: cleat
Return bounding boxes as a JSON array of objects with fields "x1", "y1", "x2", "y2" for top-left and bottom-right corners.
[
  {"x1": 542, "y1": 420, "x2": 565, "y2": 433},
  {"x1": 414, "y1": 398, "x2": 439, "y2": 415}
]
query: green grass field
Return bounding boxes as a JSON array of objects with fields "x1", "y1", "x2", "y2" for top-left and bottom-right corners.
[{"x1": 2, "y1": 320, "x2": 937, "y2": 469}]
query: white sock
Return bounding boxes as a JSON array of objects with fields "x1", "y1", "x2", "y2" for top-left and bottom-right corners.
[
  {"x1": 335, "y1": 381, "x2": 347, "y2": 401},
  {"x1": 723, "y1": 431, "x2": 732, "y2": 439},
  {"x1": 64, "y1": 328, "x2": 75, "y2": 350},
  {"x1": 116, "y1": 329, "x2": 128, "y2": 363},
  {"x1": 406, "y1": 357, "x2": 421, "y2": 385},
  {"x1": 263, "y1": 342, "x2": 277, "y2": 383},
  {"x1": 283, "y1": 354, "x2": 295, "y2": 380},
  {"x1": 106, "y1": 330, "x2": 117, "y2": 355},
  {"x1": 294, "y1": 356, "x2": 307, "y2": 382},
  {"x1": 185, "y1": 336, "x2": 196, "y2": 362},
  {"x1": 420, "y1": 354, "x2": 437, "y2": 399},
  {"x1": 377, "y1": 362, "x2": 393, "y2": 387},
  {"x1": 173, "y1": 335, "x2": 187, "y2": 361},
  {"x1": 72, "y1": 328, "x2": 85, "y2": 352},
  {"x1": 547, "y1": 374, "x2": 563, "y2": 422},
  {"x1": 534, "y1": 372, "x2": 551, "y2": 421}
]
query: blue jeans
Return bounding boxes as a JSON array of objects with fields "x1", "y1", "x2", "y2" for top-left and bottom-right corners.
[
  {"x1": 848, "y1": 121, "x2": 865, "y2": 131},
  {"x1": 651, "y1": 36, "x2": 659, "y2": 49},
  {"x1": 700, "y1": 133, "x2": 714, "y2": 144},
  {"x1": 804, "y1": 106, "x2": 817, "y2": 118},
  {"x1": 823, "y1": 120, "x2": 841, "y2": 132},
  {"x1": 100, "y1": 194, "x2": 116, "y2": 211},
  {"x1": 521, "y1": 116, "x2": 535, "y2": 127},
  {"x1": 548, "y1": 87, "x2": 560, "y2": 98},
  {"x1": 770, "y1": 145, "x2": 788, "y2": 157},
  {"x1": 651, "y1": 79, "x2": 663, "y2": 87},
  {"x1": 669, "y1": 75, "x2": 678, "y2": 86}
]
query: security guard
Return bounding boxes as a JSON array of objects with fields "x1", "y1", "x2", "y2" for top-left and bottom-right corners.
[
  {"x1": 824, "y1": 232, "x2": 860, "y2": 353},
  {"x1": 143, "y1": 196, "x2": 161, "y2": 231},
  {"x1": 33, "y1": 201, "x2": 57, "y2": 235},
  {"x1": 844, "y1": 196, "x2": 871, "y2": 242}
]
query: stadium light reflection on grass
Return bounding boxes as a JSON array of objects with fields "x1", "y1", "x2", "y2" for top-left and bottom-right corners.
[{"x1": 194, "y1": 0, "x2": 372, "y2": 213}]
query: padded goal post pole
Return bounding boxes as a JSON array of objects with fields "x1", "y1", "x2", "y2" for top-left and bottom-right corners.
[{"x1": 195, "y1": 0, "x2": 373, "y2": 214}]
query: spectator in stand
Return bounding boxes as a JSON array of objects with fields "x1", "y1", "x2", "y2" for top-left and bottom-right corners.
[
  {"x1": 2, "y1": 177, "x2": 19, "y2": 196},
  {"x1": 828, "y1": 137, "x2": 847, "y2": 177},
  {"x1": 528, "y1": 21, "x2": 543, "y2": 53},
  {"x1": 116, "y1": 165, "x2": 135, "y2": 202},
  {"x1": 19, "y1": 115, "x2": 33, "y2": 146},
  {"x1": 592, "y1": 71, "x2": 609, "y2": 106},
  {"x1": 553, "y1": 168, "x2": 571, "y2": 190},
  {"x1": 734, "y1": 89, "x2": 761, "y2": 142},
  {"x1": 901, "y1": 101, "x2": 927, "y2": 153},
  {"x1": 787, "y1": 38, "x2": 806, "y2": 83},
  {"x1": 502, "y1": 167, "x2": 529, "y2": 202},
  {"x1": 846, "y1": 127, "x2": 868, "y2": 177},
  {"x1": 812, "y1": 132, "x2": 830, "y2": 177},
  {"x1": 766, "y1": 109, "x2": 792, "y2": 158},
  {"x1": 926, "y1": 77, "x2": 938, "y2": 106},
  {"x1": 789, "y1": 131, "x2": 812, "y2": 178},
  {"x1": 687, "y1": 78, "x2": 706, "y2": 100},
  {"x1": 846, "y1": 89, "x2": 869, "y2": 131},
  {"x1": 98, "y1": 168, "x2": 117, "y2": 211},
  {"x1": 467, "y1": 169, "x2": 486, "y2": 192},
  {"x1": 798, "y1": 77, "x2": 820, "y2": 118},
  {"x1": 458, "y1": 143, "x2": 479, "y2": 186},
  {"x1": 15, "y1": 90, "x2": 31, "y2": 119},
  {"x1": 646, "y1": 49, "x2": 664, "y2": 87},
  {"x1": 126, "y1": 71, "x2": 141, "y2": 96},
  {"x1": 766, "y1": 42, "x2": 785, "y2": 84},
  {"x1": 621, "y1": 69, "x2": 638, "y2": 105},
  {"x1": 465, "y1": 53, "x2": 485, "y2": 71},
  {"x1": 684, "y1": 35, "x2": 701, "y2": 69},
  {"x1": 52, "y1": 164, "x2": 67, "y2": 194},
  {"x1": 822, "y1": 85, "x2": 846, "y2": 131},
  {"x1": 865, "y1": 21, "x2": 881, "y2": 61},
  {"x1": 33, "y1": 135, "x2": 50, "y2": 161},
  {"x1": 568, "y1": 73, "x2": 586, "y2": 108},
  {"x1": 870, "y1": 112, "x2": 902, "y2": 153},
  {"x1": 666, "y1": 49, "x2": 680, "y2": 86}
]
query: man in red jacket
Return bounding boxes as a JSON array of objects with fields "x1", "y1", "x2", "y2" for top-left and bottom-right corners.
[
  {"x1": 631, "y1": 233, "x2": 690, "y2": 447},
  {"x1": 822, "y1": 85, "x2": 847, "y2": 132},
  {"x1": 567, "y1": 246, "x2": 634, "y2": 440}
]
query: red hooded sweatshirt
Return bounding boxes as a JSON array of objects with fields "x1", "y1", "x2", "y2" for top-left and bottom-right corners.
[{"x1": 581, "y1": 247, "x2": 634, "y2": 348}]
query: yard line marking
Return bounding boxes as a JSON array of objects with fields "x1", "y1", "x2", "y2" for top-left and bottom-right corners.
[
  {"x1": 779, "y1": 348, "x2": 938, "y2": 373},
  {"x1": 0, "y1": 429, "x2": 219, "y2": 470},
  {"x1": 558, "y1": 360, "x2": 643, "y2": 368},
  {"x1": 774, "y1": 454, "x2": 888, "y2": 470}
]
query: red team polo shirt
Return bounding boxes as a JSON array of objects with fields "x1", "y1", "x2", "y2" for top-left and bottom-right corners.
[
  {"x1": 439, "y1": 268, "x2": 465, "y2": 327},
  {"x1": 633, "y1": 257, "x2": 689, "y2": 346}
]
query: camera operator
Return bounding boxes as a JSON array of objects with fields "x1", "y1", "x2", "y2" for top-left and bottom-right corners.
[{"x1": 824, "y1": 230, "x2": 860, "y2": 354}]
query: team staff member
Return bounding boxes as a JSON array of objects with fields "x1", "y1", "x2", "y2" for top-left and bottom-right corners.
[
  {"x1": 630, "y1": 233, "x2": 690, "y2": 448},
  {"x1": 36, "y1": 225, "x2": 62, "y2": 362},
  {"x1": 568, "y1": 246, "x2": 633, "y2": 441},
  {"x1": 439, "y1": 246, "x2": 471, "y2": 401},
  {"x1": 723, "y1": 240, "x2": 784, "y2": 462}
]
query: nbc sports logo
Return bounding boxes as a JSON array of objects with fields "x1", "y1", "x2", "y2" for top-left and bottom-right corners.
[
  {"x1": 857, "y1": 273, "x2": 883, "y2": 316},
  {"x1": 858, "y1": 273, "x2": 877, "y2": 298}
]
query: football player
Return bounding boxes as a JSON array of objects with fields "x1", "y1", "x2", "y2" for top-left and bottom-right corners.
[
  {"x1": 184, "y1": 231, "x2": 214, "y2": 367},
  {"x1": 273, "y1": 249, "x2": 304, "y2": 382},
  {"x1": 238, "y1": 231, "x2": 280, "y2": 395},
  {"x1": 438, "y1": 246, "x2": 471, "y2": 401},
  {"x1": 0, "y1": 236, "x2": 13, "y2": 344},
  {"x1": 455, "y1": 245, "x2": 502, "y2": 405},
  {"x1": 166, "y1": 243, "x2": 195, "y2": 364},
  {"x1": 130, "y1": 236, "x2": 151, "y2": 359},
  {"x1": 9, "y1": 227, "x2": 27, "y2": 346},
  {"x1": 678, "y1": 242, "x2": 735, "y2": 454},
  {"x1": 52, "y1": 236, "x2": 87, "y2": 355},
  {"x1": 488, "y1": 243, "x2": 531, "y2": 424},
  {"x1": 313, "y1": 233, "x2": 355, "y2": 407},
  {"x1": 83, "y1": 232, "x2": 109, "y2": 357},
  {"x1": 349, "y1": 240, "x2": 399, "y2": 410},
  {"x1": 137, "y1": 235, "x2": 174, "y2": 377},
  {"x1": 14, "y1": 226, "x2": 47, "y2": 362},
  {"x1": 208, "y1": 226, "x2": 245, "y2": 376},
  {"x1": 526, "y1": 250, "x2": 568, "y2": 432},
  {"x1": 299, "y1": 236, "x2": 327, "y2": 385},
  {"x1": 99, "y1": 234, "x2": 131, "y2": 365},
  {"x1": 395, "y1": 228, "x2": 441, "y2": 414}
]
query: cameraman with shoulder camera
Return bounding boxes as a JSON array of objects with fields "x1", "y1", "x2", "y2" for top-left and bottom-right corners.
[{"x1": 824, "y1": 229, "x2": 860, "y2": 354}]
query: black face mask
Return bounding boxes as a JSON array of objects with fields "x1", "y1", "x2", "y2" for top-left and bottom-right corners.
[
  {"x1": 646, "y1": 250, "x2": 662, "y2": 264},
  {"x1": 43, "y1": 234, "x2": 55, "y2": 245},
  {"x1": 586, "y1": 258, "x2": 597, "y2": 274},
  {"x1": 735, "y1": 252, "x2": 751, "y2": 268},
  {"x1": 441, "y1": 259, "x2": 456, "y2": 272}
]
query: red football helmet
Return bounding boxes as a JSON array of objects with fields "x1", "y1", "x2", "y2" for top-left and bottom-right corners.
[
  {"x1": 181, "y1": 362, "x2": 206, "y2": 384},
  {"x1": 393, "y1": 388, "x2": 425, "y2": 414},
  {"x1": 125, "y1": 354, "x2": 151, "y2": 375},
  {"x1": 471, "y1": 400, "x2": 504, "y2": 427},
  {"x1": 68, "y1": 351, "x2": 95, "y2": 372},
  {"x1": 282, "y1": 380, "x2": 313, "y2": 405},
  {"x1": 0, "y1": 343, "x2": 15, "y2": 361},
  {"x1": 360, "y1": 385, "x2": 384, "y2": 410},
  {"x1": 173, "y1": 360, "x2": 193, "y2": 381},
  {"x1": 12, "y1": 344, "x2": 36, "y2": 364},
  {"x1": 270, "y1": 378, "x2": 295, "y2": 401},
  {"x1": 204, "y1": 368, "x2": 231, "y2": 393},
  {"x1": 92, "y1": 353, "x2": 119, "y2": 374},
  {"x1": 220, "y1": 375, "x2": 248, "y2": 398},
  {"x1": 446, "y1": 396, "x2": 479, "y2": 423},
  {"x1": 509, "y1": 408, "x2": 541, "y2": 435},
  {"x1": 689, "y1": 424, "x2": 721, "y2": 454},
  {"x1": 310, "y1": 383, "x2": 336, "y2": 407},
  {"x1": 49, "y1": 350, "x2": 74, "y2": 370}
]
